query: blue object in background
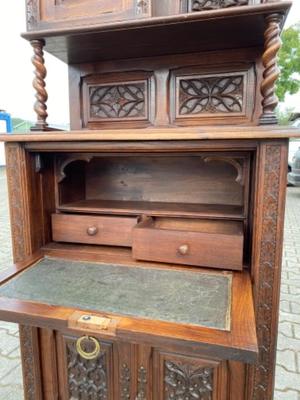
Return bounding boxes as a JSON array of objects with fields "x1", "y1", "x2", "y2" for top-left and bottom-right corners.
[{"x1": 0, "y1": 111, "x2": 12, "y2": 133}]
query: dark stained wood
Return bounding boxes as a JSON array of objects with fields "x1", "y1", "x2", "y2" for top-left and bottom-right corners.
[
  {"x1": 1, "y1": 2, "x2": 296, "y2": 399},
  {"x1": 21, "y1": 3, "x2": 291, "y2": 64}
]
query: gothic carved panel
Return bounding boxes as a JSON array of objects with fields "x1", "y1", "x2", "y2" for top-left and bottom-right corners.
[
  {"x1": 65, "y1": 337, "x2": 112, "y2": 400},
  {"x1": 82, "y1": 73, "x2": 153, "y2": 128},
  {"x1": 89, "y1": 82, "x2": 147, "y2": 120},
  {"x1": 178, "y1": 74, "x2": 244, "y2": 115},
  {"x1": 188, "y1": 0, "x2": 249, "y2": 11},
  {"x1": 164, "y1": 360, "x2": 213, "y2": 400},
  {"x1": 171, "y1": 67, "x2": 255, "y2": 125}
]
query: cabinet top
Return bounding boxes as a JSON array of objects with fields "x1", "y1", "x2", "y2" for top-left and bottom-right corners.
[
  {"x1": 22, "y1": 2, "x2": 292, "y2": 64},
  {"x1": 1, "y1": 126, "x2": 299, "y2": 143}
]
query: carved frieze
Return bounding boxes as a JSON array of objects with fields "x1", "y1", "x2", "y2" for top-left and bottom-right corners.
[
  {"x1": 189, "y1": 0, "x2": 248, "y2": 11},
  {"x1": 66, "y1": 339, "x2": 108, "y2": 399},
  {"x1": 164, "y1": 360, "x2": 213, "y2": 400},
  {"x1": 178, "y1": 74, "x2": 244, "y2": 116},
  {"x1": 136, "y1": 366, "x2": 147, "y2": 400},
  {"x1": 89, "y1": 82, "x2": 147, "y2": 120},
  {"x1": 120, "y1": 363, "x2": 131, "y2": 400}
]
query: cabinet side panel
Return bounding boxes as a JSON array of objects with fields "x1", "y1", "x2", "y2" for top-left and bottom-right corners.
[
  {"x1": 19, "y1": 325, "x2": 43, "y2": 400},
  {"x1": 248, "y1": 140, "x2": 288, "y2": 400}
]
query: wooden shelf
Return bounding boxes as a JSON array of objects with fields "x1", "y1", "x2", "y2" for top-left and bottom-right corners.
[
  {"x1": 58, "y1": 200, "x2": 245, "y2": 220},
  {"x1": 21, "y1": 2, "x2": 291, "y2": 64},
  {"x1": 1, "y1": 126, "x2": 300, "y2": 144}
]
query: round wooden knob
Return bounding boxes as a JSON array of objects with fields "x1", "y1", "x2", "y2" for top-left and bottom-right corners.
[
  {"x1": 178, "y1": 244, "x2": 189, "y2": 255},
  {"x1": 87, "y1": 226, "x2": 98, "y2": 236}
]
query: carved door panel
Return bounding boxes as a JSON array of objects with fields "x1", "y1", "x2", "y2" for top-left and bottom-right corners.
[
  {"x1": 56, "y1": 333, "x2": 114, "y2": 400},
  {"x1": 153, "y1": 350, "x2": 228, "y2": 400},
  {"x1": 27, "y1": 0, "x2": 152, "y2": 30}
]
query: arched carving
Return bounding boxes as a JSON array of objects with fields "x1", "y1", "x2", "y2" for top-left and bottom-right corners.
[
  {"x1": 57, "y1": 156, "x2": 93, "y2": 183},
  {"x1": 203, "y1": 156, "x2": 244, "y2": 185}
]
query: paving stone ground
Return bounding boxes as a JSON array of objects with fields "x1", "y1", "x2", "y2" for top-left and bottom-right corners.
[{"x1": 0, "y1": 166, "x2": 299, "y2": 399}]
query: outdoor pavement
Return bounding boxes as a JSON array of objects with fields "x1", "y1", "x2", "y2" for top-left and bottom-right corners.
[{"x1": 0, "y1": 165, "x2": 300, "y2": 399}]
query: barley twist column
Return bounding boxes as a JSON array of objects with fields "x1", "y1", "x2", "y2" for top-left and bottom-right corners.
[
  {"x1": 259, "y1": 13, "x2": 283, "y2": 125},
  {"x1": 31, "y1": 39, "x2": 48, "y2": 130}
]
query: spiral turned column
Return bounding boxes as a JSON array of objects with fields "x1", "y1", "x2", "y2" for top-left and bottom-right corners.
[
  {"x1": 259, "y1": 13, "x2": 283, "y2": 125},
  {"x1": 31, "y1": 39, "x2": 48, "y2": 131}
]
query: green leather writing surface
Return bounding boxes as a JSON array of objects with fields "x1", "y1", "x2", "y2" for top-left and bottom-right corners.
[{"x1": 0, "y1": 258, "x2": 232, "y2": 330}]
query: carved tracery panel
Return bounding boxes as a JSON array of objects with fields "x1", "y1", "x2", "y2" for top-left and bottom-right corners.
[
  {"x1": 65, "y1": 337, "x2": 112, "y2": 400},
  {"x1": 178, "y1": 74, "x2": 244, "y2": 115},
  {"x1": 164, "y1": 360, "x2": 213, "y2": 400},
  {"x1": 189, "y1": 0, "x2": 249, "y2": 12},
  {"x1": 89, "y1": 82, "x2": 147, "y2": 120}
]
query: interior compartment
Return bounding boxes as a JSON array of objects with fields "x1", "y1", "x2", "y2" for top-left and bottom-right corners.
[{"x1": 56, "y1": 153, "x2": 250, "y2": 220}]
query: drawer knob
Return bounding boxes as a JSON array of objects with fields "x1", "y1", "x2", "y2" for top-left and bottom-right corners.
[
  {"x1": 178, "y1": 244, "x2": 189, "y2": 255},
  {"x1": 87, "y1": 226, "x2": 98, "y2": 236},
  {"x1": 76, "y1": 336, "x2": 101, "y2": 360}
]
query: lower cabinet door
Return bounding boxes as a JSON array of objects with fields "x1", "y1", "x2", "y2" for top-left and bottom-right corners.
[
  {"x1": 55, "y1": 332, "x2": 241, "y2": 400},
  {"x1": 56, "y1": 333, "x2": 114, "y2": 400},
  {"x1": 153, "y1": 349, "x2": 228, "y2": 400}
]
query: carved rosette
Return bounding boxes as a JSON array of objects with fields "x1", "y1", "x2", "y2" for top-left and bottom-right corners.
[
  {"x1": 120, "y1": 363, "x2": 131, "y2": 399},
  {"x1": 164, "y1": 360, "x2": 213, "y2": 400},
  {"x1": 67, "y1": 339, "x2": 108, "y2": 399},
  {"x1": 252, "y1": 144, "x2": 286, "y2": 399},
  {"x1": 190, "y1": 0, "x2": 248, "y2": 11},
  {"x1": 31, "y1": 39, "x2": 49, "y2": 130},
  {"x1": 259, "y1": 13, "x2": 283, "y2": 125}
]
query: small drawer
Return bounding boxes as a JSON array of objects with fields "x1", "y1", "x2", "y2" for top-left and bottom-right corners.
[
  {"x1": 132, "y1": 217, "x2": 244, "y2": 270},
  {"x1": 52, "y1": 214, "x2": 137, "y2": 247}
]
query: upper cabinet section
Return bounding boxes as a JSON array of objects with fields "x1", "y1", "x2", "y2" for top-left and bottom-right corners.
[
  {"x1": 23, "y1": 2, "x2": 291, "y2": 64},
  {"x1": 26, "y1": 0, "x2": 264, "y2": 32},
  {"x1": 26, "y1": 0, "x2": 152, "y2": 31}
]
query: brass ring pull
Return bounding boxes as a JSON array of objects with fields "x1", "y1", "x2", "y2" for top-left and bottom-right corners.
[{"x1": 76, "y1": 336, "x2": 101, "y2": 360}]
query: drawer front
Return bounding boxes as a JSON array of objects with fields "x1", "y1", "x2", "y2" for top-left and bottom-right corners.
[
  {"x1": 52, "y1": 214, "x2": 137, "y2": 247},
  {"x1": 133, "y1": 225, "x2": 243, "y2": 270}
]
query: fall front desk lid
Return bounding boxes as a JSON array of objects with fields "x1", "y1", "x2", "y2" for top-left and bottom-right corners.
[{"x1": 0, "y1": 258, "x2": 232, "y2": 330}]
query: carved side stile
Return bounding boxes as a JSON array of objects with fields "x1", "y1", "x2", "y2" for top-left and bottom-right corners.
[{"x1": 250, "y1": 142, "x2": 288, "y2": 400}]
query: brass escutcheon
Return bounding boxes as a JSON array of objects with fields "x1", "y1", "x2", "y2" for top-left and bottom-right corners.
[{"x1": 76, "y1": 336, "x2": 101, "y2": 360}]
